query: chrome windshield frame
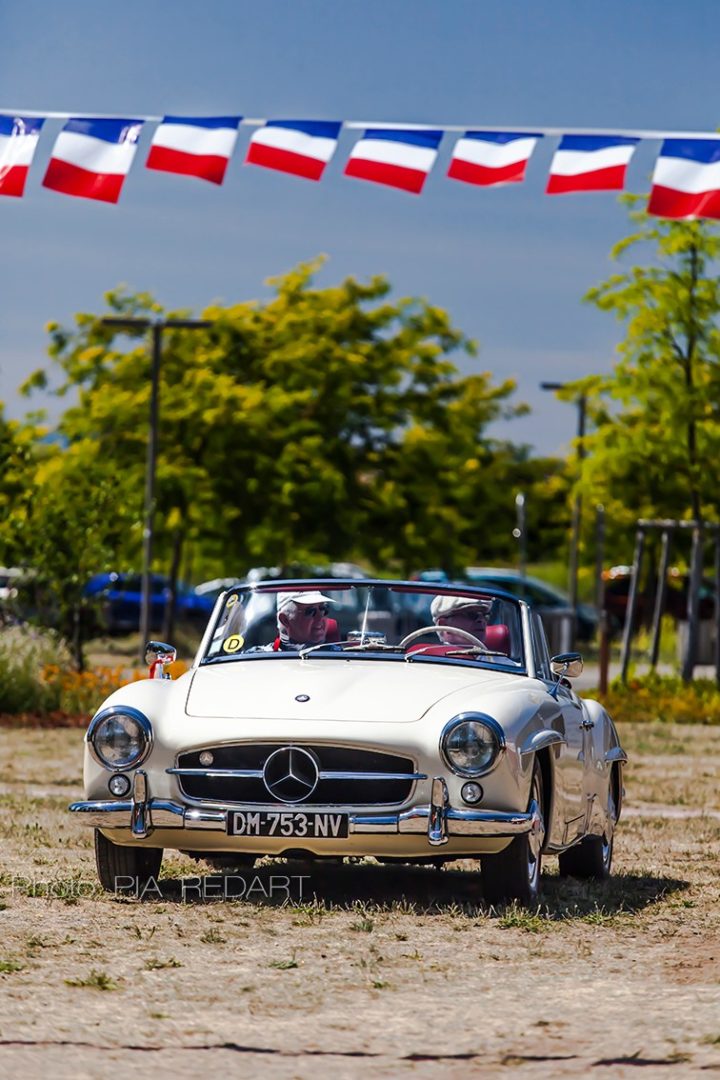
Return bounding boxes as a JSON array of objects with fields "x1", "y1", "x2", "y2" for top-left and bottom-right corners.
[{"x1": 194, "y1": 578, "x2": 529, "y2": 675}]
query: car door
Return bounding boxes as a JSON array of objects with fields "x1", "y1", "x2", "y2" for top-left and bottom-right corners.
[{"x1": 531, "y1": 612, "x2": 589, "y2": 843}]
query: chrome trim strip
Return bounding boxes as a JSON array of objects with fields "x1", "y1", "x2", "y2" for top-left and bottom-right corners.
[
  {"x1": 319, "y1": 771, "x2": 427, "y2": 781},
  {"x1": 166, "y1": 768, "x2": 426, "y2": 781},
  {"x1": 185, "y1": 807, "x2": 227, "y2": 830},
  {"x1": 519, "y1": 730, "x2": 567, "y2": 756},
  {"x1": 396, "y1": 805, "x2": 536, "y2": 837},
  {"x1": 605, "y1": 746, "x2": 628, "y2": 764},
  {"x1": 150, "y1": 801, "x2": 186, "y2": 827},
  {"x1": 167, "y1": 768, "x2": 265, "y2": 778},
  {"x1": 69, "y1": 799, "x2": 133, "y2": 827},
  {"x1": 70, "y1": 797, "x2": 536, "y2": 838},
  {"x1": 348, "y1": 813, "x2": 399, "y2": 833}
]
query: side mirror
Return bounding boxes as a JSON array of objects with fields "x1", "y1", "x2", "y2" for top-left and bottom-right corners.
[
  {"x1": 550, "y1": 652, "x2": 583, "y2": 679},
  {"x1": 145, "y1": 640, "x2": 177, "y2": 679}
]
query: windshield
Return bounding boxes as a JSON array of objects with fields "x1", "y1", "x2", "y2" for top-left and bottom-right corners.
[{"x1": 201, "y1": 580, "x2": 526, "y2": 672}]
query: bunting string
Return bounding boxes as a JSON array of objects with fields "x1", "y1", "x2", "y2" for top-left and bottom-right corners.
[{"x1": 1, "y1": 108, "x2": 720, "y2": 218}]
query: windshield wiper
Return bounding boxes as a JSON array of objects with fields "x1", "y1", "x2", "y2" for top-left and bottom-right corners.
[
  {"x1": 342, "y1": 643, "x2": 404, "y2": 652},
  {"x1": 405, "y1": 647, "x2": 508, "y2": 662},
  {"x1": 298, "y1": 640, "x2": 353, "y2": 659},
  {"x1": 299, "y1": 640, "x2": 405, "y2": 659}
]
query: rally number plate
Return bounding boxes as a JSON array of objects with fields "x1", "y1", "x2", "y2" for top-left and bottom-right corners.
[{"x1": 227, "y1": 810, "x2": 349, "y2": 839}]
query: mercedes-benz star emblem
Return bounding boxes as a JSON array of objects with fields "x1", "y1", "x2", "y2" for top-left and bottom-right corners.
[{"x1": 262, "y1": 746, "x2": 319, "y2": 803}]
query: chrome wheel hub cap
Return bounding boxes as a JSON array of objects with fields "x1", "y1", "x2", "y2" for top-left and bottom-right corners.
[
  {"x1": 527, "y1": 773, "x2": 545, "y2": 887},
  {"x1": 603, "y1": 788, "x2": 618, "y2": 868}
]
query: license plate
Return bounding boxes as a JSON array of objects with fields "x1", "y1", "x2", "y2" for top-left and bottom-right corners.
[{"x1": 227, "y1": 810, "x2": 349, "y2": 839}]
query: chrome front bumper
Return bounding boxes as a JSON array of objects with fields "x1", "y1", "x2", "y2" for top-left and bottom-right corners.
[{"x1": 69, "y1": 773, "x2": 540, "y2": 847}]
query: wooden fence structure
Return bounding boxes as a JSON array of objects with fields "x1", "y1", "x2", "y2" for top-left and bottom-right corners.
[{"x1": 618, "y1": 519, "x2": 720, "y2": 685}]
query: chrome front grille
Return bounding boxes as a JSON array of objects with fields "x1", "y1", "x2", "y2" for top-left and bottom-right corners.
[{"x1": 172, "y1": 743, "x2": 420, "y2": 806}]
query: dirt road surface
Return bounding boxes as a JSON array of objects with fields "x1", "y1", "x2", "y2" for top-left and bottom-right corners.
[{"x1": 1, "y1": 722, "x2": 719, "y2": 1079}]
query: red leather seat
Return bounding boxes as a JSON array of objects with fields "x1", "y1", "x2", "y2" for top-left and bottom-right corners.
[
  {"x1": 406, "y1": 623, "x2": 510, "y2": 656},
  {"x1": 485, "y1": 624, "x2": 510, "y2": 654}
]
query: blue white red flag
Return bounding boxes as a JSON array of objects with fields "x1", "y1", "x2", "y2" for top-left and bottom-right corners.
[
  {"x1": 345, "y1": 128, "x2": 442, "y2": 194},
  {"x1": 648, "y1": 139, "x2": 720, "y2": 219},
  {"x1": 146, "y1": 116, "x2": 241, "y2": 185},
  {"x1": 546, "y1": 135, "x2": 638, "y2": 194},
  {"x1": 42, "y1": 118, "x2": 143, "y2": 203},
  {"x1": 448, "y1": 131, "x2": 541, "y2": 187},
  {"x1": 245, "y1": 120, "x2": 341, "y2": 180},
  {"x1": 0, "y1": 115, "x2": 44, "y2": 197}
]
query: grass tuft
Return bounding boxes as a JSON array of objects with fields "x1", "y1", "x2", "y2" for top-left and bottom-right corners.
[
  {"x1": 496, "y1": 904, "x2": 546, "y2": 932},
  {"x1": 269, "y1": 955, "x2": 299, "y2": 970},
  {"x1": 350, "y1": 917, "x2": 375, "y2": 933},
  {"x1": 64, "y1": 969, "x2": 119, "y2": 991},
  {"x1": 0, "y1": 959, "x2": 24, "y2": 974},
  {"x1": 200, "y1": 928, "x2": 226, "y2": 944}
]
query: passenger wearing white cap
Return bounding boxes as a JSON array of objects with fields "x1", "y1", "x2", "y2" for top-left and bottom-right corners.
[
  {"x1": 273, "y1": 590, "x2": 337, "y2": 650},
  {"x1": 431, "y1": 594, "x2": 493, "y2": 646}
]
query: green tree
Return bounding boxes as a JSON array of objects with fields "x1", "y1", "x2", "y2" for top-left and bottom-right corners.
[
  {"x1": 27, "y1": 261, "x2": 530, "y2": 592},
  {"x1": 0, "y1": 434, "x2": 140, "y2": 669},
  {"x1": 0, "y1": 409, "x2": 37, "y2": 531},
  {"x1": 567, "y1": 199, "x2": 720, "y2": 561}
]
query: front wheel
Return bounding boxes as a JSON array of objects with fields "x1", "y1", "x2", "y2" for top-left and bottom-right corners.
[
  {"x1": 481, "y1": 759, "x2": 545, "y2": 907},
  {"x1": 94, "y1": 829, "x2": 163, "y2": 895}
]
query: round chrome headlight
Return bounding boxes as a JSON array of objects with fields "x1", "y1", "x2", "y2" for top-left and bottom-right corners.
[
  {"x1": 88, "y1": 707, "x2": 152, "y2": 770},
  {"x1": 440, "y1": 714, "x2": 504, "y2": 777}
]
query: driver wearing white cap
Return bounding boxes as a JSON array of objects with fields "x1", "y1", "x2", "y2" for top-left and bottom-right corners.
[
  {"x1": 431, "y1": 594, "x2": 493, "y2": 646},
  {"x1": 268, "y1": 590, "x2": 338, "y2": 651}
]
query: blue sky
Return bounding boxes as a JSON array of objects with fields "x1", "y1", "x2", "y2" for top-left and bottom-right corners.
[{"x1": 1, "y1": 0, "x2": 719, "y2": 454}]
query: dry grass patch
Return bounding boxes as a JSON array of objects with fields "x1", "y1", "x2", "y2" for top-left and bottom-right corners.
[{"x1": 0, "y1": 721, "x2": 718, "y2": 1076}]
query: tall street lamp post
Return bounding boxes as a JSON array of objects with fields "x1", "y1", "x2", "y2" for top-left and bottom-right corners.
[
  {"x1": 101, "y1": 316, "x2": 211, "y2": 657},
  {"x1": 540, "y1": 381, "x2": 587, "y2": 628}
]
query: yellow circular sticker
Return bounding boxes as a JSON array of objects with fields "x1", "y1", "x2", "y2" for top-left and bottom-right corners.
[
  {"x1": 226, "y1": 594, "x2": 238, "y2": 608},
  {"x1": 222, "y1": 634, "x2": 244, "y2": 653}
]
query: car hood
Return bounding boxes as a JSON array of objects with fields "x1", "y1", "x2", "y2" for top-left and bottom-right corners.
[{"x1": 185, "y1": 659, "x2": 515, "y2": 723}]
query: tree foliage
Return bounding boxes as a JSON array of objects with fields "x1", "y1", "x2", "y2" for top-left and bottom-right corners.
[
  {"x1": 24, "y1": 261, "x2": 542, "y2": 576},
  {"x1": 0, "y1": 260, "x2": 570, "y2": 660},
  {"x1": 0, "y1": 418, "x2": 140, "y2": 668},
  {"x1": 566, "y1": 198, "x2": 720, "y2": 561}
]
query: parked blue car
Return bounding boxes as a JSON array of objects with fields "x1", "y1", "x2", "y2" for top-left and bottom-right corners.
[{"x1": 85, "y1": 573, "x2": 215, "y2": 634}]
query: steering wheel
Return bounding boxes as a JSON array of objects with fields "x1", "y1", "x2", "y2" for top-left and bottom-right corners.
[{"x1": 398, "y1": 625, "x2": 489, "y2": 652}]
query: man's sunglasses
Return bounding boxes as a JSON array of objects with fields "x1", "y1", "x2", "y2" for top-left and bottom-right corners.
[
  {"x1": 296, "y1": 604, "x2": 329, "y2": 618},
  {"x1": 439, "y1": 611, "x2": 488, "y2": 626}
]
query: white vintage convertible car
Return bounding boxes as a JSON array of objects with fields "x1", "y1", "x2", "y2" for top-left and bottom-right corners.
[{"x1": 70, "y1": 579, "x2": 626, "y2": 905}]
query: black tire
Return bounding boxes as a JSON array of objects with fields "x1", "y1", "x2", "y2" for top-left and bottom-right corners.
[
  {"x1": 94, "y1": 829, "x2": 163, "y2": 895},
  {"x1": 558, "y1": 769, "x2": 618, "y2": 881},
  {"x1": 481, "y1": 759, "x2": 545, "y2": 907}
]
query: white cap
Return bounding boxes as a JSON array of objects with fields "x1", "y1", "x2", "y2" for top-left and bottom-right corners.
[
  {"x1": 276, "y1": 590, "x2": 337, "y2": 614},
  {"x1": 431, "y1": 594, "x2": 493, "y2": 621}
]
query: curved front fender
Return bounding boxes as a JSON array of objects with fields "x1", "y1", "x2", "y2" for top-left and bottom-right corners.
[{"x1": 518, "y1": 730, "x2": 567, "y2": 757}]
